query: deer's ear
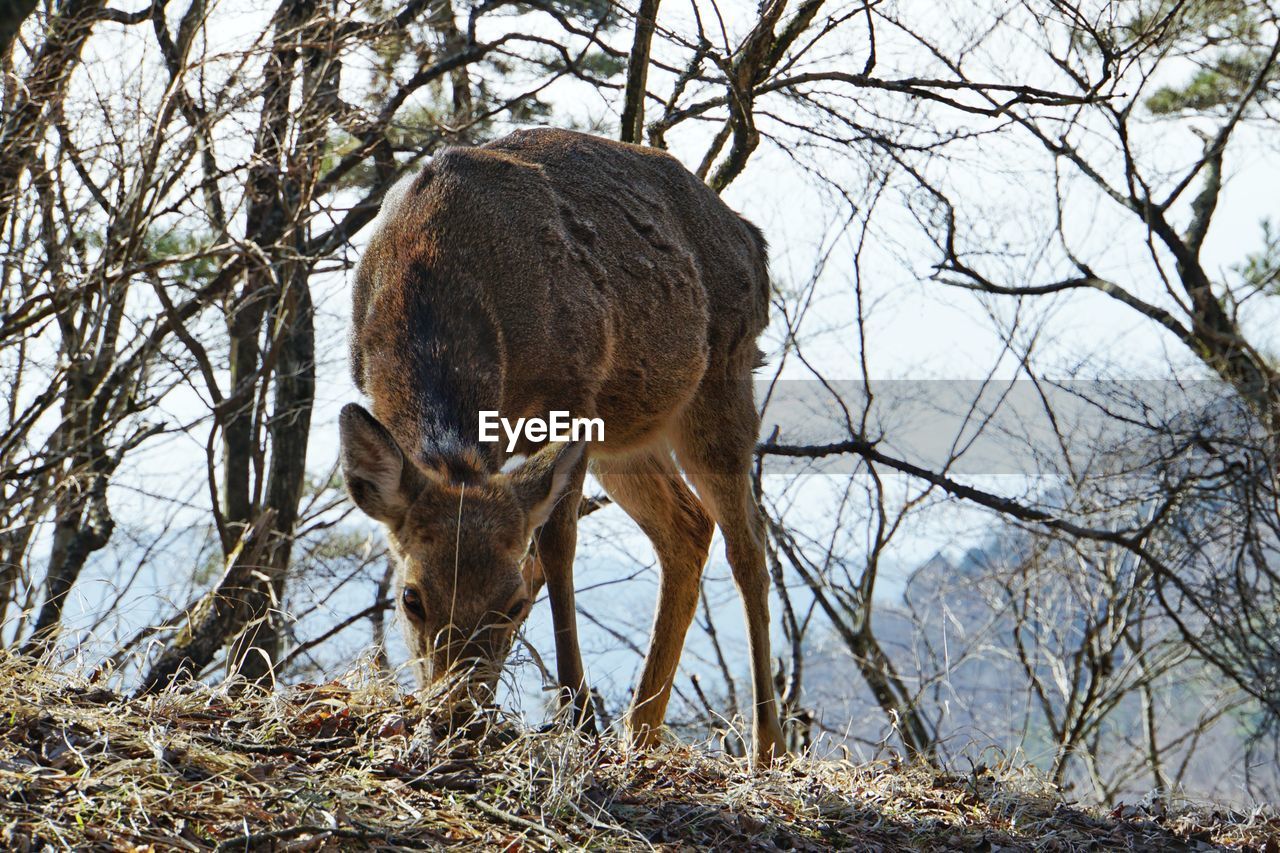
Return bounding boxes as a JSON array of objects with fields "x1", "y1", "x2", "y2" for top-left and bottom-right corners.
[
  {"x1": 508, "y1": 441, "x2": 586, "y2": 529},
  {"x1": 339, "y1": 404, "x2": 417, "y2": 523}
]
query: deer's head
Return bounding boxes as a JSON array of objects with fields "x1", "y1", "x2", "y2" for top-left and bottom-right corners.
[{"x1": 338, "y1": 403, "x2": 582, "y2": 705}]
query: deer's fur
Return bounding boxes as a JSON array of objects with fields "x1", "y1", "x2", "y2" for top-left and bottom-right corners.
[{"x1": 340, "y1": 127, "x2": 785, "y2": 765}]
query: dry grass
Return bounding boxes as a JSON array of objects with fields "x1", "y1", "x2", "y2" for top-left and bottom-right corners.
[{"x1": 0, "y1": 654, "x2": 1275, "y2": 851}]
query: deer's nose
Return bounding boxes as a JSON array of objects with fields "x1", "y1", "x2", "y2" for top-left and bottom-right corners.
[{"x1": 434, "y1": 624, "x2": 468, "y2": 666}]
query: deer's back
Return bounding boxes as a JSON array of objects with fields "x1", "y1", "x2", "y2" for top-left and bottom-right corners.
[{"x1": 353, "y1": 128, "x2": 769, "y2": 459}]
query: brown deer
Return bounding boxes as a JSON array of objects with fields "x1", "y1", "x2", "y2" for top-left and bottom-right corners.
[{"x1": 340, "y1": 127, "x2": 786, "y2": 765}]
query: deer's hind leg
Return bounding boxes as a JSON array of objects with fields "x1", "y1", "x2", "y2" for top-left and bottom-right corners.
[
  {"x1": 592, "y1": 447, "x2": 714, "y2": 748},
  {"x1": 673, "y1": 378, "x2": 787, "y2": 767}
]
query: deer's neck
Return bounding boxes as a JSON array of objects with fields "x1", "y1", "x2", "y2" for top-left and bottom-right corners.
[{"x1": 364, "y1": 272, "x2": 504, "y2": 482}]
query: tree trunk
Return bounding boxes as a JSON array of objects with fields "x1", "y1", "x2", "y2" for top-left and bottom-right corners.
[
  {"x1": 232, "y1": 274, "x2": 315, "y2": 682},
  {"x1": 143, "y1": 0, "x2": 321, "y2": 690},
  {"x1": 0, "y1": 0, "x2": 106, "y2": 223},
  {"x1": 0, "y1": 0, "x2": 41, "y2": 56},
  {"x1": 137, "y1": 511, "x2": 277, "y2": 693}
]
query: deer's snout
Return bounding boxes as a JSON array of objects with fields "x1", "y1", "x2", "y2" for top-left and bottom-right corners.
[{"x1": 417, "y1": 607, "x2": 522, "y2": 703}]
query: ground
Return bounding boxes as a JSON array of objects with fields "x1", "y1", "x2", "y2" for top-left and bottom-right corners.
[{"x1": 0, "y1": 654, "x2": 1274, "y2": 851}]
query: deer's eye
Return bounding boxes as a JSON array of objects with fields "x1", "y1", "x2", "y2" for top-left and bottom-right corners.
[{"x1": 401, "y1": 586, "x2": 426, "y2": 620}]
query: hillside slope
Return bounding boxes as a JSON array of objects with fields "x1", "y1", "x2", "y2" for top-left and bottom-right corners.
[{"x1": 0, "y1": 655, "x2": 1274, "y2": 851}]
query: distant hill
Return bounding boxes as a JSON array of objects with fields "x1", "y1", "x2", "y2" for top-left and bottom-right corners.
[{"x1": 801, "y1": 533, "x2": 1280, "y2": 806}]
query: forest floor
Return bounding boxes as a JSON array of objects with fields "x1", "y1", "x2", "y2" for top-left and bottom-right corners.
[{"x1": 0, "y1": 653, "x2": 1275, "y2": 851}]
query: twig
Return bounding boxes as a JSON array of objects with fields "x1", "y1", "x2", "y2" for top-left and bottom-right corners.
[
  {"x1": 467, "y1": 795, "x2": 575, "y2": 850},
  {"x1": 213, "y1": 823, "x2": 436, "y2": 851}
]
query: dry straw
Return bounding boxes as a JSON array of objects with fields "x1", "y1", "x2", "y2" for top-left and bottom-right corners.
[{"x1": 0, "y1": 652, "x2": 1274, "y2": 851}]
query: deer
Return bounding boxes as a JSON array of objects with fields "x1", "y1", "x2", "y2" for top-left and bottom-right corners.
[{"x1": 339, "y1": 127, "x2": 786, "y2": 766}]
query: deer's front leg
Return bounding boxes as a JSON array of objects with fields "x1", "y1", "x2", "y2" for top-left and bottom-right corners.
[{"x1": 530, "y1": 467, "x2": 594, "y2": 731}]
